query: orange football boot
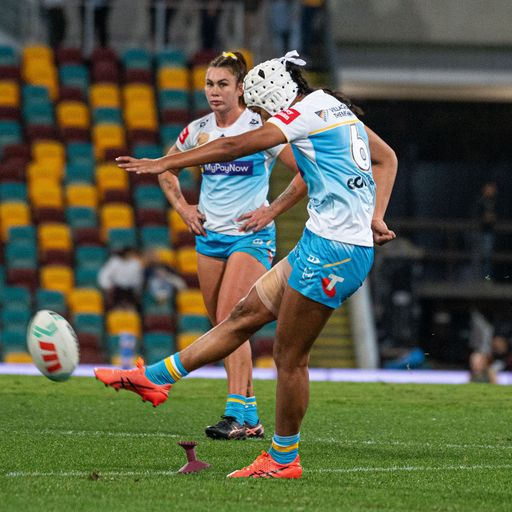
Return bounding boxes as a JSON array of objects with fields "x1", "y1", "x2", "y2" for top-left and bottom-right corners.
[
  {"x1": 227, "y1": 451, "x2": 302, "y2": 479},
  {"x1": 94, "y1": 358, "x2": 171, "y2": 407}
]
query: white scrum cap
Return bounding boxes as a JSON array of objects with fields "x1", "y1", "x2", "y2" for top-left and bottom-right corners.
[{"x1": 243, "y1": 50, "x2": 306, "y2": 116}]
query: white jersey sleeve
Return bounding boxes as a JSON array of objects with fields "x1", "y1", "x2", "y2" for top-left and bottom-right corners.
[{"x1": 267, "y1": 106, "x2": 310, "y2": 143}]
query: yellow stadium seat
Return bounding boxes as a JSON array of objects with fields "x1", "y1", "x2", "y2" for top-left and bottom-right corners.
[
  {"x1": 32, "y1": 140, "x2": 66, "y2": 169},
  {"x1": 255, "y1": 356, "x2": 275, "y2": 369},
  {"x1": 4, "y1": 352, "x2": 33, "y2": 363},
  {"x1": 176, "y1": 288, "x2": 207, "y2": 315},
  {"x1": 66, "y1": 183, "x2": 98, "y2": 209},
  {"x1": 27, "y1": 160, "x2": 64, "y2": 182},
  {"x1": 23, "y1": 63, "x2": 58, "y2": 100},
  {"x1": 90, "y1": 83, "x2": 121, "y2": 109},
  {"x1": 40, "y1": 265, "x2": 74, "y2": 297},
  {"x1": 68, "y1": 288, "x2": 104, "y2": 315},
  {"x1": 0, "y1": 202, "x2": 31, "y2": 240},
  {"x1": 38, "y1": 223, "x2": 72, "y2": 252},
  {"x1": 124, "y1": 107, "x2": 158, "y2": 130},
  {"x1": 0, "y1": 80, "x2": 20, "y2": 107},
  {"x1": 176, "y1": 333, "x2": 199, "y2": 351},
  {"x1": 23, "y1": 45, "x2": 54, "y2": 64},
  {"x1": 192, "y1": 65, "x2": 208, "y2": 90},
  {"x1": 93, "y1": 123, "x2": 125, "y2": 160},
  {"x1": 30, "y1": 179, "x2": 63, "y2": 209},
  {"x1": 176, "y1": 246, "x2": 198, "y2": 274},
  {"x1": 57, "y1": 101, "x2": 90, "y2": 129},
  {"x1": 96, "y1": 162, "x2": 129, "y2": 195},
  {"x1": 100, "y1": 203, "x2": 134, "y2": 239},
  {"x1": 106, "y1": 309, "x2": 141, "y2": 337},
  {"x1": 155, "y1": 247, "x2": 177, "y2": 267},
  {"x1": 157, "y1": 67, "x2": 189, "y2": 90},
  {"x1": 123, "y1": 84, "x2": 155, "y2": 105},
  {"x1": 235, "y1": 48, "x2": 254, "y2": 70},
  {"x1": 168, "y1": 209, "x2": 189, "y2": 245}
]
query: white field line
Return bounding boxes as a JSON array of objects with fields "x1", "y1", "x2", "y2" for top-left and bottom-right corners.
[
  {"x1": 5, "y1": 429, "x2": 512, "y2": 451},
  {"x1": 5, "y1": 464, "x2": 512, "y2": 478}
]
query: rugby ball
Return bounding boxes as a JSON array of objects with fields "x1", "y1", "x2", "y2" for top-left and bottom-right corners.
[{"x1": 27, "y1": 310, "x2": 80, "y2": 382}]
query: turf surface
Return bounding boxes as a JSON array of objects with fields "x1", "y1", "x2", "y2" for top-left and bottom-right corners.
[{"x1": 1, "y1": 374, "x2": 512, "y2": 511}]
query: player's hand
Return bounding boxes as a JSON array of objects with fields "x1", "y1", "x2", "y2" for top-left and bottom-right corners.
[
  {"x1": 116, "y1": 156, "x2": 168, "y2": 174},
  {"x1": 237, "y1": 206, "x2": 274, "y2": 232},
  {"x1": 372, "y1": 218, "x2": 396, "y2": 246},
  {"x1": 177, "y1": 204, "x2": 206, "y2": 236}
]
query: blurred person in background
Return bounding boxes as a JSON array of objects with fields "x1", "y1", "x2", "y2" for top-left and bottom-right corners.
[
  {"x1": 144, "y1": 248, "x2": 187, "y2": 306},
  {"x1": 269, "y1": 0, "x2": 300, "y2": 55},
  {"x1": 148, "y1": 0, "x2": 180, "y2": 47},
  {"x1": 98, "y1": 247, "x2": 144, "y2": 310},
  {"x1": 41, "y1": 0, "x2": 67, "y2": 49},
  {"x1": 473, "y1": 181, "x2": 498, "y2": 280},
  {"x1": 155, "y1": 51, "x2": 305, "y2": 441}
]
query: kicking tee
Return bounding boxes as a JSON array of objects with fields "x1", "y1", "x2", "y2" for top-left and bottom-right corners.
[
  {"x1": 176, "y1": 108, "x2": 283, "y2": 235},
  {"x1": 268, "y1": 90, "x2": 376, "y2": 247}
]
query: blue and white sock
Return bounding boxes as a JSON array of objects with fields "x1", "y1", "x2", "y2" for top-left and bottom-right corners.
[
  {"x1": 244, "y1": 396, "x2": 260, "y2": 426},
  {"x1": 224, "y1": 394, "x2": 246, "y2": 425},
  {"x1": 269, "y1": 433, "x2": 300, "y2": 464},
  {"x1": 145, "y1": 353, "x2": 188, "y2": 385}
]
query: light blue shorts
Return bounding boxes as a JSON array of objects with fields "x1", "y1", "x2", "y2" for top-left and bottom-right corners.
[
  {"x1": 287, "y1": 229, "x2": 374, "y2": 309},
  {"x1": 195, "y1": 227, "x2": 276, "y2": 270}
]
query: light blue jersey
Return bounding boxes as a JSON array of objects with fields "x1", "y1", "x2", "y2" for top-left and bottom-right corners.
[
  {"x1": 268, "y1": 90, "x2": 376, "y2": 247},
  {"x1": 176, "y1": 109, "x2": 284, "y2": 236}
]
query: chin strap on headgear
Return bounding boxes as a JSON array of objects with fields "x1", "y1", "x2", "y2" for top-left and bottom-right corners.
[{"x1": 243, "y1": 51, "x2": 306, "y2": 116}]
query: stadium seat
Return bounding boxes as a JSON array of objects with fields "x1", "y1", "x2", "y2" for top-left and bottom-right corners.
[
  {"x1": 92, "y1": 123, "x2": 125, "y2": 160},
  {"x1": 29, "y1": 178, "x2": 63, "y2": 210},
  {"x1": 0, "y1": 120, "x2": 22, "y2": 157},
  {"x1": 141, "y1": 225, "x2": 171, "y2": 249},
  {"x1": 192, "y1": 90, "x2": 210, "y2": 114},
  {"x1": 22, "y1": 45, "x2": 53, "y2": 63},
  {"x1": 157, "y1": 67, "x2": 189, "y2": 91},
  {"x1": 133, "y1": 144, "x2": 163, "y2": 160},
  {"x1": 73, "y1": 312, "x2": 104, "y2": 338},
  {"x1": 0, "y1": 202, "x2": 31, "y2": 240},
  {"x1": 122, "y1": 48, "x2": 152, "y2": 70},
  {"x1": 65, "y1": 161, "x2": 94, "y2": 184},
  {"x1": 158, "y1": 89, "x2": 189, "y2": 111},
  {"x1": 91, "y1": 61, "x2": 120, "y2": 83},
  {"x1": 0, "y1": 285, "x2": 31, "y2": 311},
  {"x1": 143, "y1": 332, "x2": 174, "y2": 351},
  {"x1": 134, "y1": 184, "x2": 167, "y2": 210},
  {"x1": 2, "y1": 143, "x2": 31, "y2": 163},
  {"x1": 176, "y1": 289, "x2": 207, "y2": 315},
  {"x1": 101, "y1": 203, "x2": 134, "y2": 237},
  {"x1": 107, "y1": 227, "x2": 137, "y2": 250},
  {"x1": 8, "y1": 225, "x2": 36, "y2": 244},
  {"x1": 5, "y1": 241, "x2": 37, "y2": 269},
  {"x1": 23, "y1": 102, "x2": 54, "y2": 126},
  {"x1": 191, "y1": 66, "x2": 208, "y2": 90},
  {"x1": 0, "y1": 80, "x2": 20, "y2": 107},
  {"x1": 38, "y1": 223, "x2": 72, "y2": 252},
  {"x1": 156, "y1": 48, "x2": 186, "y2": 68},
  {"x1": 160, "y1": 124, "x2": 182, "y2": 148},
  {"x1": 168, "y1": 209, "x2": 189, "y2": 245},
  {"x1": 125, "y1": 68, "x2": 153, "y2": 84},
  {"x1": 125, "y1": 106, "x2": 158, "y2": 131},
  {"x1": 0, "y1": 45, "x2": 17, "y2": 66},
  {"x1": 75, "y1": 245, "x2": 106, "y2": 270},
  {"x1": 74, "y1": 227, "x2": 102, "y2": 247},
  {"x1": 0, "y1": 182, "x2": 27, "y2": 202},
  {"x1": 90, "y1": 83, "x2": 121, "y2": 109},
  {"x1": 59, "y1": 85, "x2": 85, "y2": 102},
  {"x1": 26, "y1": 160, "x2": 64, "y2": 183},
  {"x1": 1, "y1": 331, "x2": 30, "y2": 360},
  {"x1": 57, "y1": 101, "x2": 90, "y2": 129},
  {"x1": 142, "y1": 290, "x2": 174, "y2": 316},
  {"x1": 66, "y1": 183, "x2": 98, "y2": 209},
  {"x1": 40, "y1": 265, "x2": 74, "y2": 297},
  {"x1": 56, "y1": 47, "x2": 83, "y2": 65},
  {"x1": 69, "y1": 288, "x2": 104, "y2": 315},
  {"x1": 74, "y1": 266, "x2": 100, "y2": 288},
  {"x1": 93, "y1": 107, "x2": 122, "y2": 125},
  {"x1": 66, "y1": 206, "x2": 97, "y2": 230},
  {"x1": 35, "y1": 288, "x2": 67, "y2": 315},
  {"x1": 96, "y1": 163, "x2": 129, "y2": 197},
  {"x1": 179, "y1": 314, "x2": 211, "y2": 334},
  {"x1": 106, "y1": 309, "x2": 141, "y2": 337},
  {"x1": 144, "y1": 314, "x2": 175, "y2": 334},
  {"x1": 176, "y1": 333, "x2": 198, "y2": 351},
  {"x1": 32, "y1": 139, "x2": 66, "y2": 167},
  {"x1": 59, "y1": 64, "x2": 89, "y2": 94},
  {"x1": 7, "y1": 267, "x2": 38, "y2": 291},
  {"x1": 67, "y1": 141, "x2": 94, "y2": 164}
]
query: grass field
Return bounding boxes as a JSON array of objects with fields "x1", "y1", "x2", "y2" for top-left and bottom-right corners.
[{"x1": 1, "y1": 374, "x2": 512, "y2": 511}]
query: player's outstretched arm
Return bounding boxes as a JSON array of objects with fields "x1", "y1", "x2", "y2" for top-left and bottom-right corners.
[
  {"x1": 366, "y1": 126, "x2": 398, "y2": 246},
  {"x1": 117, "y1": 123, "x2": 287, "y2": 175}
]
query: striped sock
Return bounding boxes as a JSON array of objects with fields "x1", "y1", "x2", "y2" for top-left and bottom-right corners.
[
  {"x1": 269, "y1": 433, "x2": 300, "y2": 464},
  {"x1": 144, "y1": 353, "x2": 188, "y2": 385},
  {"x1": 224, "y1": 394, "x2": 246, "y2": 425},
  {"x1": 244, "y1": 396, "x2": 260, "y2": 426}
]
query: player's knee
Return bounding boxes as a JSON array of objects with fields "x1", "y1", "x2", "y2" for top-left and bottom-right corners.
[{"x1": 273, "y1": 343, "x2": 309, "y2": 371}]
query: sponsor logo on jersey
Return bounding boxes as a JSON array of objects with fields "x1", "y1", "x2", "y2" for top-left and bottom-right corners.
[
  {"x1": 347, "y1": 176, "x2": 369, "y2": 190},
  {"x1": 199, "y1": 119, "x2": 209, "y2": 128},
  {"x1": 178, "y1": 126, "x2": 189, "y2": 144},
  {"x1": 302, "y1": 267, "x2": 315, "y2": 280},
  {"x1": 274, "y1": 108, "x2": 300, "y2": 125},
  {"x1": 252, "y1": 239, "x2": 264, "y2": 245},
  {"x1": 315, "y1": 110, "x2": 329, "y2": 122},
  {"x1": 307, "y1": 254, "x2": 321, "y2": 264},
  {"x1": 321, "y1": 274, "x2": 345, "y2": 298},
  {"x1": 202, "y1": 160, "x2": 254, "y2": 175},
  {"x1": 250, "y1": 118, "x2": 260, "y2": 126},
  {"x1": 329, "y1": 104, "x2": 353, "y2": 119}
]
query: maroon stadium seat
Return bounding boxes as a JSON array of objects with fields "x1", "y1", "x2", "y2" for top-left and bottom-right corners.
[
  {"x1": 56, "y1": 47, "x2": 83, "y2": 65},
  {"x1": 7, "y1": 268, "x2": 38, "y2": 292},
  {"x1": 144, "y1": 314, "x2": 176, "y2": 334}
]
